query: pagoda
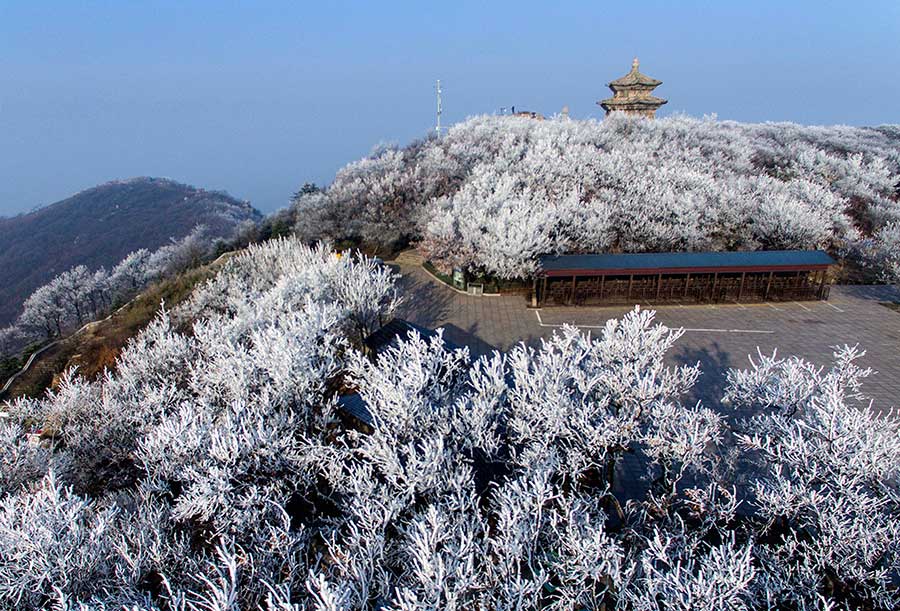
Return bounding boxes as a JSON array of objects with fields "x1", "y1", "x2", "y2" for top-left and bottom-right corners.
[{"x1": 599, "y1": 58, "x2": 667, "y2": 118}]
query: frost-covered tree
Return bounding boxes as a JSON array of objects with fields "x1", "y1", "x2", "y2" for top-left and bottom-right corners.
[
  {"x1": 108, "y1": 248, "x2": 153, "y2": 297},
  {"x1": 142, "y1": 225, "x2": 213, "y2": 279},
  {"x1": 290, "y1": 113, "x2": 899, "y2": 279},
  {"x1": 0, "y1": 326, "x2": 25, "y2": 357},
  {"x1": 2, "y1": 241, "x2": 899, "y2": 609},
  {"x1": 1, "y1": 225, "x2": 219, "y2": 359},
  {"x1": 726, "y1": 347, "x2": 900, "y2": 609},
  {"x1": 871, "y1": 221, "x2": 900, "y2": 284}
]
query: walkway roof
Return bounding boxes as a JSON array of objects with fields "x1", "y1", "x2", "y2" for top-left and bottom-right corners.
[
  {"x1": 337, "y1": 393, "x2": 374, "y2": 427},
  {"x1": 538, "y1": 250, "x2": 834, "y2": 277}
]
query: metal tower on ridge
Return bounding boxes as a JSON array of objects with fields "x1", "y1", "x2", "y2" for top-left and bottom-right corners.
[{"x1": 435, "y1": 79, "x2": 443, "y2": 136}]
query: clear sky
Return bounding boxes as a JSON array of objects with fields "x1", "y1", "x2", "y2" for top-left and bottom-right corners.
[{"x1": 1, "y1": 1, "x2": 898, "y2": 216}]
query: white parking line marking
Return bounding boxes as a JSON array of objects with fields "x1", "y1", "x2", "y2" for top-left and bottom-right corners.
[
  {"x1": 824, "y1": 301, "x2": 845, "y2": 312},
  {"x1": 534, "y1": 310, "x2": 606, "y2": 329},
  {"x1": 793, "y1": 301, "x2": 811, "y2": 312},
  {"x1": 766, "y1": 302, "x2": 783, "y2": 311},
  {"x1": 534, "y1": 311, "x2": 773, "y2": 334}
]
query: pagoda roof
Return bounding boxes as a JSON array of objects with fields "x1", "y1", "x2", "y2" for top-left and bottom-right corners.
[{"x1": 608, "y1": 58, "x2": 662, "y2": 88}]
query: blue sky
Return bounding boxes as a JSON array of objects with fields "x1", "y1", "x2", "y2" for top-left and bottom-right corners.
[{"x1": 1, "y1": 0, "x2": 898, "y2": 216}]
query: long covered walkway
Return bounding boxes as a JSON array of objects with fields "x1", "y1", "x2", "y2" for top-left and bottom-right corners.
[
  {"x1": 392, "y1": 250, "x2": 900, "y2": 415},
  {"x1": 534, "y1": 250, "x2": 834, "y2": 307}
]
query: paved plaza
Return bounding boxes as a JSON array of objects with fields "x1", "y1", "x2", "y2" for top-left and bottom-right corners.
[{"x1": 394, "y1": 252, "x2": 900, "y2": 415}]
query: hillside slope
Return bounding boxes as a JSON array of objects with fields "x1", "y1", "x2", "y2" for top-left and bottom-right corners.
[
  {"x1": 291, "y1": 115, "x2": 900, "y2": 279},
  {"x1": 0, "y1": 255, "x2": 229, "y2": 400},
  {"x1": 0, "y1": 177, "x2": 261, "y2": 325}
]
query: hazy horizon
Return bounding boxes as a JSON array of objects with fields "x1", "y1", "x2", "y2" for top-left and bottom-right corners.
[{"x1": 2, "y1": 0, "x2": 898, "y2": 217}]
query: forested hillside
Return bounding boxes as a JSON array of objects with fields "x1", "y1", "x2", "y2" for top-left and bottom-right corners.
[
  {"x1": 292, "y1": 114, "x2": 900, "y2": 280},
  {"x1": 2, "y1": 238, "x2": 899, "y2": 609},
  {"x1": 0, "y1": 177, "x2": 261, "y2": 325}
]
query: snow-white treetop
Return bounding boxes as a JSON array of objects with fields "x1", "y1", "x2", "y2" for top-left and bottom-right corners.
[
  {"x1": 1, "y1": 237, "x2": 897, "y2": 609},
  {"x1": 293, "y1": 113, "x2": 900, "y2": 280}
]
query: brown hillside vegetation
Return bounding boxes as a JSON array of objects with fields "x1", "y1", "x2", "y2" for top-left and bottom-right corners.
[{"x1": 1, "y1": 257, "x2": 228, "y2": 401}]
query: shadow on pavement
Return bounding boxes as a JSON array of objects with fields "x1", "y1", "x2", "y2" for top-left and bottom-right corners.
[
  {"x1": 441, "y1": 323, "x2": 497, "y2": 360},
  {"x1": 837, "y1": 284, "x2": 900, "y2": 302},
  {"x1": 396, "y1": 271, "x2": 455, "y2": 329},
  {"x1": 674, "y1": 342, "x2": 733, "y2": 412}
]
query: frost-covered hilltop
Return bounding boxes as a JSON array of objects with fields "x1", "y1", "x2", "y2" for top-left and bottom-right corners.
[
  {"x1": 294, "y1": 114, "x2": 900, "y2": 279},
  {"x1": 0, "y1": 177, "x2": 262, "y2": 327}
]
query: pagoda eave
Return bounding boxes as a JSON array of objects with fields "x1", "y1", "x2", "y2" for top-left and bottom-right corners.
[
  {"x1": 599, "y1": 98, "x2": 668, "y2": 110},
  {"x1": 607, "y1": 76, "x2": 662, "y2": 88}
]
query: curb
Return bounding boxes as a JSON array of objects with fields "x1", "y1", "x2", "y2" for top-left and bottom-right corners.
[{"x1": 416, "y1": 265, "x2": 503, "y2": 297}]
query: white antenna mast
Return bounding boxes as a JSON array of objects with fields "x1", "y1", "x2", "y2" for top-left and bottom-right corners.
[{"x1": 435, "y1": 79, "x2": 443, "y2": 136}]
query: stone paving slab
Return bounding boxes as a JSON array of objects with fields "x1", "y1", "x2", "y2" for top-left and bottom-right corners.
[{"x1": 395, "y1": 258, "x2": 900, "y2": 415}]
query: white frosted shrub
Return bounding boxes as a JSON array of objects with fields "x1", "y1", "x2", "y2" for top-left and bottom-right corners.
[
  {"x1": 0, "y1": 473, "x2": 190, "y2": 610},
  {"x1": 185, "y1": 237, "x2": 400, "y2": 345},
  {"x1": 0, "y1": 420, "x2": 49, "y2": 495},
  {"x1": 2, "y1": 243, "x2": 899, "y2": 609},
  {"x1": 505, "y1": 308, "x2": 710, "y2": 492},
  {"x1": 0, "y1": 238, "x2": 401, "y2": 609},
  {"x1": 726, "y1": 346, "x2": 900, "y2": 608},
  {"x1": 296, "y1": 113, "x2": 899, "y2": 279}
]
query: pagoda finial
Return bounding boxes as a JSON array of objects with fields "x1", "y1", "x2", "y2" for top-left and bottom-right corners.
[{"x1": 632, "y1": 57, "x2": 640, "y2": 71}]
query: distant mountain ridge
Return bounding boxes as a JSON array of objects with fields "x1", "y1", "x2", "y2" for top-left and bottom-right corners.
[{"x1": 0, "y1": 177, "x2": 261, "y2": 326}]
